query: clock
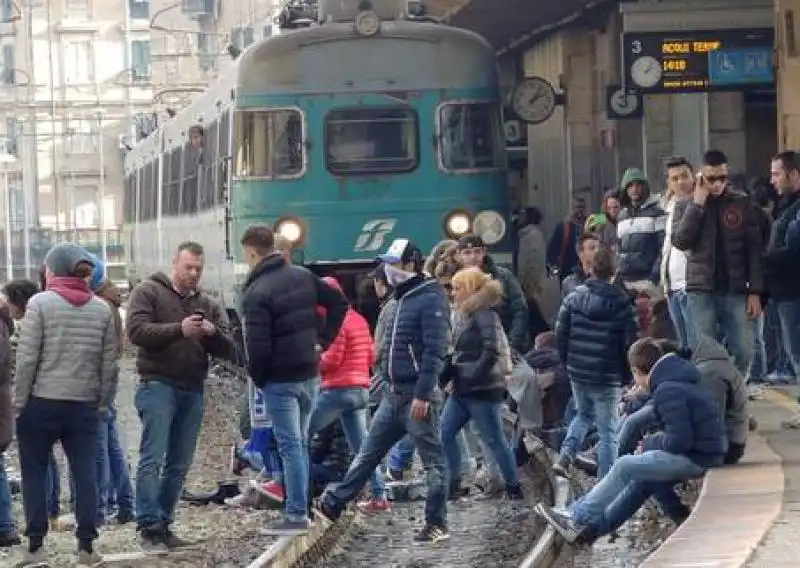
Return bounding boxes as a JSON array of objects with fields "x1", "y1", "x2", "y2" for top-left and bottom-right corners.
[
  {"x1": 607, "y1": 86, "x2": 643, "y2": 119},
  {"x1": 511, "y1": 77, "x2": 558, "y2": 125},
  {"x1": 630, "y1": 56, "x2": 662, "y2": 89}
]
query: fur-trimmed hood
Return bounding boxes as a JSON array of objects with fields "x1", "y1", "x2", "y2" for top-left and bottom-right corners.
[{"x1": 458, "y1": 279, "x2": 503, "y2": 314}]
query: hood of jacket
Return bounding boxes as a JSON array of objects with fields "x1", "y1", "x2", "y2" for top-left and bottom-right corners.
[
  {"x1": 571, "y1": 278, "x2": 631, "y2": 320},
  {"x1": 620, "y1": 167, "x2": 651, "y2": 207},
  {"x1": 48, "y1": 276, "x2": 93, "y2": 307},
  {"x1": 94, "y1": 280, "x2": 123, "y2": 308},
  {"x1": 458, "y1": 279, "x2": 503, "y2": 315},
  {"x1": 691, "y1": 335, "x2": 731, "y2": 366},
  {"x1": 650, "y1": 352, "x2": 701, "y2": 391},
  {"x1": 525, "y1": 346, "x2": 562, "y2": 370},
  {"x1": 244, "y1": 253, "x2": 285, "y2": 290}
]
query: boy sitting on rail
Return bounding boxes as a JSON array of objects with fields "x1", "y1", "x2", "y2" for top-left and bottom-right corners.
[{"x1": 535, "y1": 337, "x2": 728, "y2": 543}]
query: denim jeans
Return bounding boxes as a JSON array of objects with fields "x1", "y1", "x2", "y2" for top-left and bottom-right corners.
[
  {"x1": 440, "y1": 395, "x2": 519, "y2": 490},
  {"x1": 388, "y1": 428, "x2": 471, "y2": 474},
  {"x1": 570, "y1": 451, "x2": 704, "y2": 527},
  {"x1": 0, "y1": 453, "x2": 14, "y2": 533},
  {"x1": 102, "y1": 406, "x2": 134, "y2": 517},
  {"x1": 46, "y1": 452, "x2": 60, "y2": 518},
  {"x1": 560, "y1": 383, "x2": 622, "y2": 478},
  {"x1": 748, "y1": 313, "x2": 767, "y2": 381},
  {"x1": 17, "y1": 397, "x2": 99, "y2": 541},
  {"x1": 667, "y1": 290, "x2": 694, "y2": 349},
  {"x1": 591, "y1": 480, "x2": 690, "y2": 535},
  {"x1": 322, "y1": 390, "x2": 448, "y2": 527},
  {"x1": 688, "y1": 292, "x2": 753, "y2": 376},
  {"x1": 617, "y1": 403, "x2": 657, "y2": 457},
  {"x1": 262, "y1": 377, "x2": 319, "y2": 523},
  {"x1": 308, "y1": 387, "x2": 385, "y2": 500},
  {"x1": 135, "y1": 380, "x2": 204, "y2": 531},
  {"x1": 764, "y1": 302, "x2": 794, "y2": 377},
  {"x1": 776, "y1": 301, "x2": 800, "y2": 378}
]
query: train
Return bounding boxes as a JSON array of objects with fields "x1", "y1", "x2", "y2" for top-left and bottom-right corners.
[{"x1": 121, "y1": 0, "x2": 511, "y2": 317}]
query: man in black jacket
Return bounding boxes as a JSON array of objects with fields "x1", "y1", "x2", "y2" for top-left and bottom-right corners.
[
  {"x1": 672, "y1": 149, "x2": 764, "y2": 375},
  {"x1": 767, "y1": 151, "x2": 800, "y2": 428},
  {"x1": 240, "y1": 225, "x2": 347, "y2": 536}
]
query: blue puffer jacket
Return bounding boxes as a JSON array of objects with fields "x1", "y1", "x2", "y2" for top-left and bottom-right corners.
[
  {"x1": 381, "y1": 275, "x2": 450, "y2": 401},
  {"x1": 617, "y1": 168, "x2": 667, "y2": 284},
  {"x1": 555, "y1": 278, "x2": 638, "y2": 387},
  {"x1": 643, "y1": 353, "x2": 728, "y2": 468}
]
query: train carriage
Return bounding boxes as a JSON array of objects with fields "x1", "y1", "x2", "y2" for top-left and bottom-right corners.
[{"x1": 122, "y1": 0, "x2": 511, "y2": 314}]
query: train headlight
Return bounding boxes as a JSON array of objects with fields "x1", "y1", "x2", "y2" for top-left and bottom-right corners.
[
  {"x1": 276, "y1": 219, "x2": 303, "y2": 243},
  {"x1": 445, "y1": 212, "x2": 471, "y2": 238},
  {"x1": 473, "y1": 211, "x2": 506, "y2": 245}
]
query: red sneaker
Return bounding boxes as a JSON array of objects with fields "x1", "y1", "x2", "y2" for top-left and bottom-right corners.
[
  {"x1": 357, "y1": 498, "x2": 391, "y2": 514},
  {"x1": 255, "y1": 480, "x2": 285, "y2": 503}
]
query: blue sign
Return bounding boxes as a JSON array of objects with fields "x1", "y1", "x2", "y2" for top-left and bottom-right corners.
[{"x1": 708, "y1": 48, "x2": 773, "y2": 86}]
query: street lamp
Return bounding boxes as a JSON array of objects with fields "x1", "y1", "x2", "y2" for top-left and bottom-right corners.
[{"x1": 0, "y1": 150, "x2": 17, "y2": 282}]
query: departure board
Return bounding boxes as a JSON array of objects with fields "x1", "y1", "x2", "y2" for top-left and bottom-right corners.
[{"x1": 623, "y1": 28, "x2": 774, "y2": 93}]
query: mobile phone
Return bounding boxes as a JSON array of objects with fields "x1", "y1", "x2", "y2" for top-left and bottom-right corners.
[{"x1": 193, "y1": 309, "x2": 206, "y2": 319}]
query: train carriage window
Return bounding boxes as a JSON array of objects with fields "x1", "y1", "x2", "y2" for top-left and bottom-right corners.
[
  {"x1": 325, "y1": 108, "x2": 418, "y2": 175},
  {"x1": 162, "y1": 148, "x2": 181, "y2": 216},
  {"x1": 181, "y1": 141, "x2": 200, "y2": 214},
  {"x1": 234, "y1": 109, "x2": 304, "y2": 179},
  {"x1": 200, "y1": 120, "x2": 218, "y2": 210},
  {"x1": 438, "y1": 102, "x2": 503, "y2": 172}
]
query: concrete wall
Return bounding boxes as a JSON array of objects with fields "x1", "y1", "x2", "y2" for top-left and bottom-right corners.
[{"x1": 777, "y1": 0, "x2": 800, "y2": 149}]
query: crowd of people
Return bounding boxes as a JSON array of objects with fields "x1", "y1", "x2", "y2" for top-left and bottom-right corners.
[{"x1": 0, "y1": 147, "x2": 797, "y2": 565}]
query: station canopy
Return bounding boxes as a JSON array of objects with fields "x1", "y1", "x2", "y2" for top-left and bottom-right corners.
[{"x1": 442, "y1": 0, "x2": 610, "y2": 53}]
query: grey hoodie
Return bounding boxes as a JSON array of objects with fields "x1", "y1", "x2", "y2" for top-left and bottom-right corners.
[{"x1": 692, "y1": 335, "x2": 748, "y2": 447}]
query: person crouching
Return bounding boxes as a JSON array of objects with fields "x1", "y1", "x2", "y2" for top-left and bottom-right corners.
[{"x1": 14, "y1": 243, "x2": 118, "y2": 565}]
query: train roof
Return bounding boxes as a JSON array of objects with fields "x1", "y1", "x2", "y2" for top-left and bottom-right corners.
[{"x1": 237, "y1": 20, "x2": 496, "y2": 97}]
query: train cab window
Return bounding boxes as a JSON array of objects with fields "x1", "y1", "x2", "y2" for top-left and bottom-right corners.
[
  {"x1": 325, "y1": 108, "x2": 418, "y2": 175},
  {"x1": 438, "y1": 102, "x2": 503, "y2": 172},
  {"x1": 234, "y1": 109, "x2": 304, "y2": 178}
]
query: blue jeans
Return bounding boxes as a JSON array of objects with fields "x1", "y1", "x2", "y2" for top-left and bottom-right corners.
[
  {"x1": 134, "y1": 380, "x2": 204, "y2": 531},
  {"x1": 688, "y1": 292, "x2": 752, "y2": 376},
  {"x1": 617, "y1": 403, "x2": 657, "y2": 457},
  {"x1": 776, "y1": 301, "x2": 800, "y2": 378},
  {"x1": 748, "y1": 313, "x2": 767, "y2": 381},
  {"x1": 570, "y1": 451, "x2": 704, "y2": 527},
  {"x1": 308, "y1": 387, "x2": 385, "y2": 500},
  {"x1": 560, "y1": 383, "x2": 622, "y2": 478},
  {"x1": 667, "y1": 290, "x2": 694, "y2": 349},
  {"x1": 765, "y1": 302, "x2": 794, "y2": 377},
  {"x1": 263, "y1": 378, "x2": 319, "y2": 523},
  {"x1": 0, "y1": 453, "x2": 13, "y2": 533},
  {"x1": 322, "y1": 390, "x2": 448, "y2": 527},
  {"x1": 440, "y1": 395, "x2": 519, "y2": 490},
  {"x1": 591, "y1": 480, "x2": 690, "y2": 535},
  {"x1": 388, "y1": 428, "x2": 472, "y2": 474},
  {"x1": 104, "y1": 406, "x2": 134, "y2": 516}
]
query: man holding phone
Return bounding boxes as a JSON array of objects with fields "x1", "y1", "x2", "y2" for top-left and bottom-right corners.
[
  {"x1": 671, "y1": 149, "x2": 764, "y2": 375},
  {"x1": 126, "y1": 241, "x2": 237, "y2": 551}
]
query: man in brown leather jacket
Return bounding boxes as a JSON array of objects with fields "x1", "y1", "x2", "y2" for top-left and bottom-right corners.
[{"x1": 671, "y1": 149, "x2": 764, "y2": 375}]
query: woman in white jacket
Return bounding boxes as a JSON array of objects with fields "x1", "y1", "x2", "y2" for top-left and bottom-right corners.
[{"x1": 660, "y1": 156, "x2": 696, "y2": 349}]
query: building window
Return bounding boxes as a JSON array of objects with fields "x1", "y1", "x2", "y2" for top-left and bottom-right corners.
[
  {"x1": 64, "y1": 41, "x2": 93, "y2": 84},
  {"x1": 197, "y1": 32, "x2": 215, "y2": 71},
  {"x1": 3, "y1": 117, "x2": 18, "y2": 156},
  {"x1": 231, "y1": 26, "x2": 254, "y2": 51},
  {"x1": 64, "y1": 0, "x2": 90, "y2": 20},
  {"x1": 0, "y1": 43, "x2": 13, "y2": 85},
  {"x1": 182, "y1": 0, "x2": 214, "y2": 16},
  {"x1": 0, "y1": 0, "x2": 14, "y2": 23},
  {"x1": 128, "y1": 0, "x2": 149, "y2": 20},
  {"x1": 64, "y1": 117, "x2": 99, "y2": 155},
  {"x1": 131, "y1": 39, "x2": 151, "y2": 82}
]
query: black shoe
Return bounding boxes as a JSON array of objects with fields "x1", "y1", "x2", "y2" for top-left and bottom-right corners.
[
  {"x1": 551, "y1": 455, "x2": 573, "y2": 478},
  {"x1": 447, "y1": 484, "x2": 470, "y2": 501},
  {"x1": 413, "y1": 524, "x2": 450, "y2": 543},
  {"x1": 163, "y1": 529, "x2": 192, "y2": 549},
  {"x1": 139, "y1": 528, "x2": 167, "y2": 552},
  {"x1": 316, "y1": 498, "x2": 342, "y2": 522},
  {"x1": 505, "y1": 485, "x2": 524, "y2": 500},
  {"x1": 0, "y1": 528, "x2": 21, "y2": 547},
  {"x1": 573, "y1": 452, "x2": 598, "y2": 477},
  {"x1": 8, "y1": 477, "x2": 20, "y2": 496},
  {"x1": 181, "y1": 481, "x2": 241, "y2": 505}
]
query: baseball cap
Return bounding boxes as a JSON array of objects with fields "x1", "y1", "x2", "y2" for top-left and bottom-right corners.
[
  {"x1": 377, "y1": 238, "x2": 422, "y2": 265},
  {"x1": 456, "y1": 234, "x2": 485, "y2": 251}
]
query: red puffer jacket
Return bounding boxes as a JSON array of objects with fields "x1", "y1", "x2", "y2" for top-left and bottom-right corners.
[{"x1": 318, "y1": 277, "x2": 373, "y2": 390}]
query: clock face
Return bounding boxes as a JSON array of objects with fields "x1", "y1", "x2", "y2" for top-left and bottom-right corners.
[
  {"x1": 610, "y1": 88, "x2": 639, "y2": 116},
  {"x1": 512, "y1": 78, "x2": 557, "y2": 124},
  {"x1": 631, "y1": 56, "x2": 662, "y2": 88}
]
